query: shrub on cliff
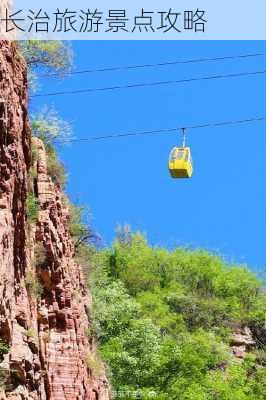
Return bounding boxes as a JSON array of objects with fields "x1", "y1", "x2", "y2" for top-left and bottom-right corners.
[
  {"x1": 68, "y1": 204, "x2": 100, "y2": 250},
  {"x1": 19, "y1": 41, "x2": 72, "y2": 72},
  {"x1": 45, "y1": 144, "x2": 67, "y2": 188},
  {"x1": 0, "y1": 340, "x2": 9, "y2": 361},
  {"x1": 85, "y1": 352, "x2": 103, "y2": 378},
  {"x1": 25, "y1": 193, "x2": 39, "y2": 223},
  {"x1": 34, "y1": 243, "x2": 47, "y2": 267},
  {"x1": 31, "y1": 106, "x2": 72, "y2": 145},
  {"x1": 19, "y1": 41, "x2": 72, "y2": 91},
  {"x1": 25, "y1": 271, "x2": 43, "y2": 299},
  {"x1": 30, "y1": 107, "x2": 73, "y2": 188},
  {"x1": 0, "y1": 341, "x2": 9, "y2": 387}
]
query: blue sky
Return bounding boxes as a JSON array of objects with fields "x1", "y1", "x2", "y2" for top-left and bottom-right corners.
[{"x1": 32, "y1": 41, "x2": 266, "y2": 273}]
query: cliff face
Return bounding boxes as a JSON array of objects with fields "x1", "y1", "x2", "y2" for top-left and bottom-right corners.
[
  {"x1": 0, "y1": 1, "x2": 13, "y2": 39},
  {"x1": 0, "y1": 42, "x2": 109, "y2": 400}
]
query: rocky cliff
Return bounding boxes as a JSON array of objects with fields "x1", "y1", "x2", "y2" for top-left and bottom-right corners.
[
  {"x1": 0, "y1": 0, "x2": 13, "y2": 39},
  {"x1": 0, "y1": 41, "x2": 109, "y2": 400}
]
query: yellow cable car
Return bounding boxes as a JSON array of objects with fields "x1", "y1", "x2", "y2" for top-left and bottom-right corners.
[{"x1": 168, "y1": 146, "x2": 193, "y2": 178}]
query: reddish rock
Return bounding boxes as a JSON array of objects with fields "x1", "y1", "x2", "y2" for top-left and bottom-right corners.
[
  {"x1": 0, "y1": 39, "x2": 110, "y2": 400},
  {"x1": 231, "y1": 326, "x2": 256, "y2": 359}
]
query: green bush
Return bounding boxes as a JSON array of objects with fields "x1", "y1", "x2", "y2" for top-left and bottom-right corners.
[
  {"x1": 68, "y1": 204, "x2": 98, "y2": 249},
  {"x1": 30, "y1": 106, "x2": 72, "y2": 187},
  {"x1": 69, "y1": 204, "x2": 87, "y2": 237},
  {"x1": 19, "y1": 41, "x2": 72, "y2": 92},
  {"x1": 25, "y1": 329, "x2": 37, "y2": 339},
  {"x1": 45, "y1": 144, "x2": 67, "y2": 187},
  {"x1": 31, "y1": 142, "x2": 39, "y2": 165},
  {"x1": 26, "y1": 193, "x2": 39, "y2": 222},
  {"x1": 28, "y1": 166, "x2": 37, "y2": 181},
  {"x1": 85, "y1": 352, "x2": 103, "y2": 377},
  {"x1": 31, "y1": 106, "x2": 72, "y2": 145},
  {"x1": 75, "y1": 244, "x2": 96, "y2": 281},
  {"x1": 0, "y1": 342, "x2": 9, "y2": 388},
  {"x1": 91, "y1": 277, "x2": 141, "y2": 343},
  {"x1": 34, "y1": 243, "x2": 47, "y2": 267},
  {"x1": 0, "y1": 340, "x2": 9, "y2": 361},
  {"x1": 19, "y1": 41, "x2": 72, "y2": 72},
  {"x1": 0, "y1": 368, "x2": 10, "y2": 389},
  {"x1": 25, "y1": 271, "x2": 43, "y2": 299}
]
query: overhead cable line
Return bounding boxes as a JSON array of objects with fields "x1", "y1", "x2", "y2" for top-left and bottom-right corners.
[
  {"x1": 31, "y1": 69, "x2": 266, "y2": 98},
  {"x1": 54, "y1": 115, "x2": 266, "y2": 143},
  {"x1": 40, "y1": 52, "x2": 266, "y2": 77}
]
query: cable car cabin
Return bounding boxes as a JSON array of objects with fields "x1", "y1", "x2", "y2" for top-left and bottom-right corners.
[{"x1": 168, "y1": 147, "x2": 193, "y2": 178}]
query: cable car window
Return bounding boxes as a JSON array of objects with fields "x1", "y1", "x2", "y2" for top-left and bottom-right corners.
[
  {"x1": 176, "y1": 150, "x2": 185, "y2": 160},
  {"x1": 170, "y1": 149, "x2": 176, "y2": 161}
]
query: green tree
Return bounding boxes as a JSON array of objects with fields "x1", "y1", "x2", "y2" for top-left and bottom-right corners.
[
  {"x1": 101, "y1": 319, "x2": 161, "y2": 392},
  {"x1": 91, "y1": 274, "x2": 140, "y2": 342},
  {"x1": 19, "y1": 40, "x2": 72, "y2": 91},
  {"x1": 30, "y1": 107, "x2": 72, "y2": 187},
  {"x1": 19, "y1": 41, "x2": 72, "y2": 72},
  {"x1": 31, "y1": 106, "x2": 72, "y2": 144},
  {"x1": 68, "y1": 204, "x2": 99, "y2": 250}
]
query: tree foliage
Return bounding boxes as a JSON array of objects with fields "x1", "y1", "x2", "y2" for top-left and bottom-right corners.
[
  {"x1": 45, "y1": 143, "x2": 67, "y2": 188},
  {"x1": 25, "y1": 193, "x2": 39, "y2": 222},
  {"x1": 31, "y1": 106, "x2": 72, "y2": 144},
  {"x1": 19, "y1": 40, "x2": 72, "y2": 72},
  {"x1": 19, "y1": 40, "x2": 72, "y2": 91},
  {"x1": 68, "y1": 204, "x2": 100, "y2": 250},
  {"x1": 0, "y1": 340, "x2": 9, "y2": 361},
  {"x1": 87, "y1": 232, "x2": 266, "y2": 399},
  {"x1": 30, "y1": 107, "x2": 72, "y2": 188}
]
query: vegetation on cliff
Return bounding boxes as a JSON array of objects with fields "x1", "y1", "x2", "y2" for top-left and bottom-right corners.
[
  {"x1": 19, "y1": 41, "x2": 72, "y2": 72},
  {"x1": 19, "y1": 40, "x2": 72, "y2": 90}
]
